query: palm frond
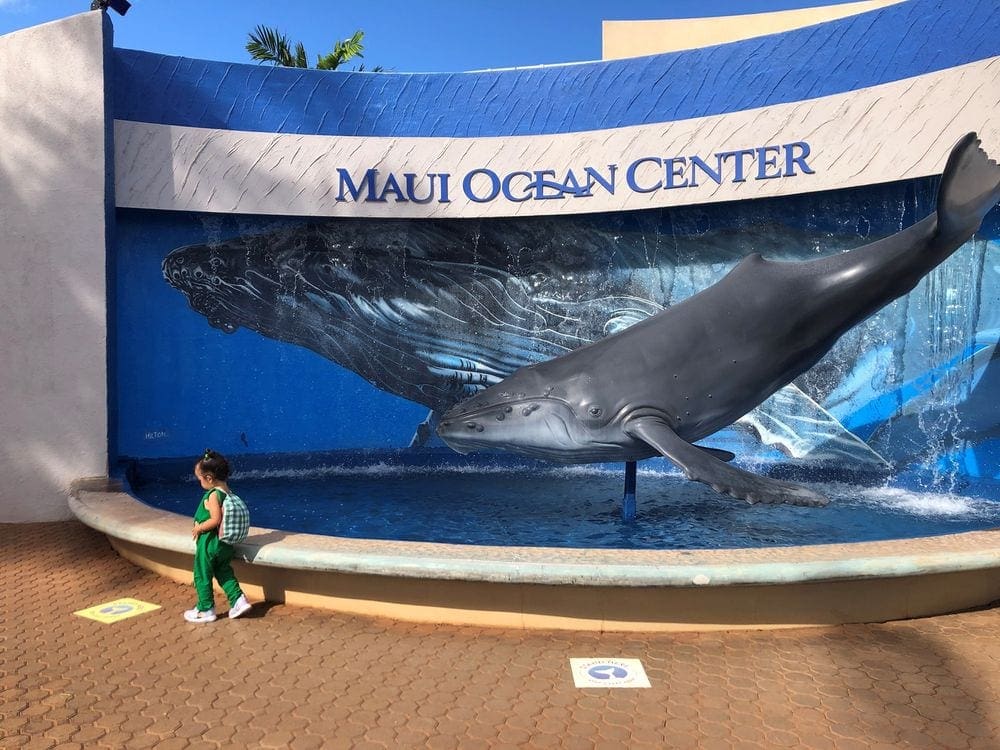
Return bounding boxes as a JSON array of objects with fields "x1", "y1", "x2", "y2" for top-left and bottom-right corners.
[
  {"x1": 246, "y1": 25, "x2": 295, "y2": 67},
  {"x1": 337, "y1": 30, "x2": 366, "y2": 61},
  {"x1": 249, "y1": 25, "x2": 382, "y2": 72},
  {"x1": 316, "y1": 29, "x2": 365, "y2": 70},
  {"x1": 294, "y1": 42, "x2": 308, "y2": 69}
]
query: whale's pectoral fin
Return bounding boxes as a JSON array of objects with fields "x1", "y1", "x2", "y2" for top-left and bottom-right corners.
[
  {"x1": 695, "y1": 446, "x2": 735, "y2": 462},
  {"x1": 624, "y1": 416, "x2": 829, "y2": 507}
]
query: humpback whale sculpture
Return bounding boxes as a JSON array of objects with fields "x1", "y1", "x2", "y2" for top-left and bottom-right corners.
[
  {"x1": 162, "y1": 207, "x2": 889, "y2": 463},
  {"x1": 437, "y1": 133, "x2": 1000, "y2": 506}
]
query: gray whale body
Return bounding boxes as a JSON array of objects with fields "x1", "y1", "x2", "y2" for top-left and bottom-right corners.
[{"x1": 437, "y1": 133, "x2": 1000, "y2": 506}]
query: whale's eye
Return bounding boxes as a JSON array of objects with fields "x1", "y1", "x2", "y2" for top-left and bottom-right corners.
[{"x1": 588, "y1": 406, "x2": 603, "y2": 418}]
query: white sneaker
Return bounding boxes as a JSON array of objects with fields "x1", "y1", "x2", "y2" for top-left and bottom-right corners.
[
  {"x1": 228, "y1": 595, "x2": 252, "y2": 619},
  {"x1": 183, "y1": 607, "x2": 217, "y2": 623}
]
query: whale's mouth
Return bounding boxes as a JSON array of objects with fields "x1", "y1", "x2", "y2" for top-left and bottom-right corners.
[
  {"x1": 436, "y1": 397, "x2": 587, "y2": 457},
  {"x1": 181, "y1": 291, "x2": 240, "y2": 333},
  {"x1": 438, "y1": 395, "x2": 564, "y2": 432}
]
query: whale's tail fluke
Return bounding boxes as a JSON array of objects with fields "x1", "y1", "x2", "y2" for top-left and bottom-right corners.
[{"x1": 936, "y1": 132, "x2": 1000, "y2": 242}]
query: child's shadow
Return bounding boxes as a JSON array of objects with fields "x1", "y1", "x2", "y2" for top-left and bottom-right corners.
[
  {"x1": 239, "y1": 530, "x2": 289, "y2": 552},
  {"x1": 234, "y1": 532, "x2": 295, "y2": 618},
  {"x1": 235, "y1": 600, "x2": 281, "y2": 619}
]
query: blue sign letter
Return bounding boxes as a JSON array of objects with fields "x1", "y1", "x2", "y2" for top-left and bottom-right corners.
[
  {"x1": 783, "y1": 142, "x2": 815, "y2": 176},
  {"x1": 463, "y1": 169, "x2": 501, "y2": 203},
  {"x1": 756, "y1": 146, "x2": 783, "y2": 180},
  {"x1": 626, "y1": 157, "x2": 663, "y2": 193}
]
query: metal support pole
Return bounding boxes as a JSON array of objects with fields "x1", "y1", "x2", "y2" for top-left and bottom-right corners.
[{"x1": 622, "y1": 460, "x2": 637, "y2": 521}]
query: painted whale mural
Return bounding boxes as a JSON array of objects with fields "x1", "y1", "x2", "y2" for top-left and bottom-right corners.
[
  {"x1": 436, "y1": 134, "x2": 1000, "y2": 505},
  {"x1": 161, "y1": 219, "x2": 660, "y2": 430},
  {"x1": 162, "y1": 201, "x2": 900, "y2": 465}
]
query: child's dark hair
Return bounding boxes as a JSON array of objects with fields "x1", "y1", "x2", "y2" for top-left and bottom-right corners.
[{"x1": 197, "y1": 449, "x2": 230, "y2": 480}]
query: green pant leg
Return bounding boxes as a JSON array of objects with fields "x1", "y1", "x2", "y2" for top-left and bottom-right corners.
[
  {"x1": 192, "y1": 534, "x2": 216, "y2": 611},
  {"x1": 211, "y1": 542, "x2": 244, "y2": 606}
]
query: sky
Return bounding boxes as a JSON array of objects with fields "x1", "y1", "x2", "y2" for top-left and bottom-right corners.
[{"x1": 0, "y1": 0, "x2": 874, "y2": 72}]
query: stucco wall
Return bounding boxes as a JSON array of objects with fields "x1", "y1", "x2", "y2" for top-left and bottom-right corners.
[
  {"x1": 602, "y1": 0, "x2": 903, "y2": 58},
  {"x1": 0, "y1": 12, "x2": 111, "y2": 521}
]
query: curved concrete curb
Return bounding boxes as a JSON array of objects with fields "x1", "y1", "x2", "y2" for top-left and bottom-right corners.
[
  {"x1": 69, "y1": 485, "x2": 1000, "y2": 586},
  {"x1": 69, "y1": 481, "x2": 1000, "y2": 631}
]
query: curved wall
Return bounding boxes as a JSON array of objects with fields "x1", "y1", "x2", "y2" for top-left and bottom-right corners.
[
  {"x1": 113, "y1": 0, "x2": 1000, "y2": 219},
  {"x1": 2, "y1": 2, "x2": 999, "y2": 521},
  {"x1": 114, "y1": 0, "x2": 995, "y2": 139},
  {"x1": 108, "y1": 0, "x2": 1000, "y2": 494}
]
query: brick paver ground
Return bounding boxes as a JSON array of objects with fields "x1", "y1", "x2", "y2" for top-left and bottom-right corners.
[{"x1": 2, "y1": 522, "x2": 998, "y2": 749}]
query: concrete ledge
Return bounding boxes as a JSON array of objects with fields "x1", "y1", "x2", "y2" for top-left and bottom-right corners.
[{"x1": 69, "y1": 483, "x2": 1000, "y2": 631}]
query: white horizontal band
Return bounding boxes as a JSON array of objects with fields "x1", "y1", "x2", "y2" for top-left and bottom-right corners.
[{"x1": 114, "y1": 56, "x2": 1000, "y2": 218}]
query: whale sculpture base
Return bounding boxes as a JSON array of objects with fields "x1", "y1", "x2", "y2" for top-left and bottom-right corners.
[{"x1": 622, "y1": 461, "x2": 637, "y2": 521}]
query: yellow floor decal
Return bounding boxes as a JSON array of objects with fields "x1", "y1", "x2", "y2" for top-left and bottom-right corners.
[{"x1": 74, "y1": 598, "x2": 161, "y2": 623}]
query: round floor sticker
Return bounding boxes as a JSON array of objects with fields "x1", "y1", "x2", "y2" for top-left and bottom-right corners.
[
  {"x1": 570, "y1": 658, "x2": 651, "y2": 688},
  {"x1": 588, "y1": 664, "x2": 629, "y2": 680}
]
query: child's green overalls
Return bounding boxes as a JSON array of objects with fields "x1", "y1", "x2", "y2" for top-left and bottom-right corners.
[{"x1": 193, "y1": 488, "x2": 244, "y2": 612}]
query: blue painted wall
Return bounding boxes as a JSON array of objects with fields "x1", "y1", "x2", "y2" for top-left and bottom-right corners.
[
  {"x1": 115, "y1": 182, "x2": 1000, "y2": 485},
  {"x1": 110, "y1": 0, "x2": 1000, "y2": 489},
  {"x1": 113, "y1": 0, "x2": 998, "y2": 138},
  {"x1": 115, "y1": 210, "x2": 427, "y2": 458}
]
